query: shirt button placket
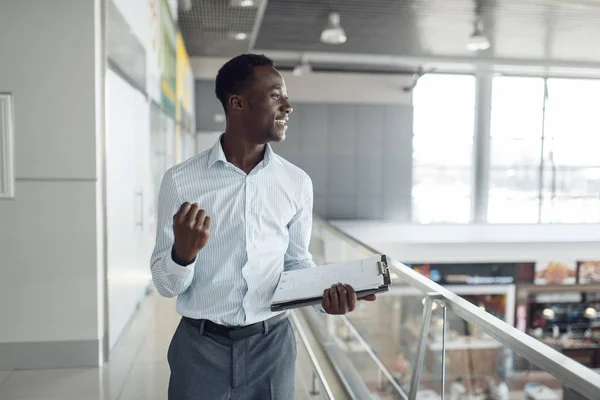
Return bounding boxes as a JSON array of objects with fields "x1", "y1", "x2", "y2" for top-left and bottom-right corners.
[{"x1": 245, "y1": 177, "x2": 250, "y2": 248}]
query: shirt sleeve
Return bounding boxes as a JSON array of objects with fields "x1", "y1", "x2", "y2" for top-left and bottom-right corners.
[
  {"x1": 284, "y1": 174, "x2": 318, "y2": 272},
  {"x1": 283, "y1": 175, "x2": 325, "y2": 313},
  {"x1": 150, "y1": 168, "x2": 195, "y2": 298}
]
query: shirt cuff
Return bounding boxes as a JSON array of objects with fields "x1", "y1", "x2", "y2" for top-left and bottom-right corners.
[{"x1": 166, "y1": 247, "x2": 196, "y2": 278}]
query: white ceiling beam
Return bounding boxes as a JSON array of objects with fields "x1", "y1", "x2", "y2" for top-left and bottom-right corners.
[{"x1": 255, "y1": 49, "x2": 600, "y2": 78}]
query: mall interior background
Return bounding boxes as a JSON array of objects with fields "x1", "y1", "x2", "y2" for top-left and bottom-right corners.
[{"x1": 1, "y1": 0, "x2": 600, "y2": 399}]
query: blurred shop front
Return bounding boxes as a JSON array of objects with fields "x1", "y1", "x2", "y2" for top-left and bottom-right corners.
[{"x1": 515, "y1": 260, "x2": 600, "y2": 370}]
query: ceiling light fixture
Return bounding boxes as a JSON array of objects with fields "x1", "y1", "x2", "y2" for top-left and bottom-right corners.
[
  {"x1": 230, "y1": 0, "x2": 256, "y2": 7},
  {"x1": 293, "y1": 54, "x2": 313, "y2": 76},
  {"x1": 320, "y1": 12, "x2": 347, "y2": 45},
  {"x1": 466, "y1": 19, "x2": 490, "y2": 52},
  {"x1": 293, "y1": 64, "x2": 312, "y2": 76},
  {"x1": 229, "y1": 32, "x2": 248, "y2": 40}
]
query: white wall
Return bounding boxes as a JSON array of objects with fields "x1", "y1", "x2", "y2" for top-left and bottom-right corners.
[
  {"x1": 105, "y1": 70, "x2": 154, "y2": 351},
  {"x1": 0, "y1": 0, "x2": 102, "y2": 367},
  {"x1": 330, "y1": 221, "x2": 600, "y2": 264},
  {"x1": 190, "y1": 56, "x2": 413, "y2": 105},
  {"x1": 105, "y1": 0, "x2": 166, "y2": 352}
]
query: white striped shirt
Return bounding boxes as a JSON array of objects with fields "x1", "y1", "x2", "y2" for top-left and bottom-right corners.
[{"x1": 150, "y1": 135, "x2": 317, "y2": 326}]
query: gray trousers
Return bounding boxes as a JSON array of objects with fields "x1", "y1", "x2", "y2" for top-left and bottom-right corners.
[{"x1": 167, "y1": 316, "x2": 297, "y2": 400}]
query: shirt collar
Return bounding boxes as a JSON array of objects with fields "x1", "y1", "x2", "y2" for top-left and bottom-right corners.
[{"x1": 207, "y1": 134, "x2": 276, "y2": 169}]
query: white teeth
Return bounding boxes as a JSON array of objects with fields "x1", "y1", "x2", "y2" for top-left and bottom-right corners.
[{"x1": 275, "y1": 120, "x2": 287, "y2": 125}]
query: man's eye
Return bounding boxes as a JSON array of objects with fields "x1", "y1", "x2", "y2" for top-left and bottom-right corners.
[{"x1": 271, "y1": 93, "x2": 280, "y2": 99}]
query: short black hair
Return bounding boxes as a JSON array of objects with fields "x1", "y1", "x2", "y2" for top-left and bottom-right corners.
[{"x1": 215, "y1": 53, "x2": 274, "y2": 114}]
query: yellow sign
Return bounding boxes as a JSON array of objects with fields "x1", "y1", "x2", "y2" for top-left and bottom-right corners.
[
  {"x1": 175, "y1": 32, "x2": 195, "y2": 163},
  {"x1": 176, "y1": 33, "x2": 193, "y2": 120}
]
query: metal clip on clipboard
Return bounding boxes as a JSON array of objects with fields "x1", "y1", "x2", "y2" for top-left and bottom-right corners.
[{"x1": 270, "y1": 254, "x2": 392, "y2": 312}]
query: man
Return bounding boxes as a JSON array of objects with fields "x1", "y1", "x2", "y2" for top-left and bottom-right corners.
[{"x1": 150, "y1": 53, "x2": 376, "y2": 400}]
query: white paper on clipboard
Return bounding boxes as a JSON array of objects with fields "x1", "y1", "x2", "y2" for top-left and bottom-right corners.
[{"x1": 271, "y1": 255, "x2": 386, "y2": 304}]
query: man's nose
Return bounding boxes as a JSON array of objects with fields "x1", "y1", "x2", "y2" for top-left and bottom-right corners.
[{"x1": 283, "y1": 101, "x2": 293, "y2": 115}]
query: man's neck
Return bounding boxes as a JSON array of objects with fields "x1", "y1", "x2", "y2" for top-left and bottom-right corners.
[{"x1": 221, "y1": 130, "x2": 266, "y2": 174}]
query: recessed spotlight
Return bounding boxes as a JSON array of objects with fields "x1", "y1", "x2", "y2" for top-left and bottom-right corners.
[
  {"x1": 229, "y1": 32, "x2": 248, "y2": 40},
  {"x1": 230, "y1": 0, "x2": 256, "y2": 7}
]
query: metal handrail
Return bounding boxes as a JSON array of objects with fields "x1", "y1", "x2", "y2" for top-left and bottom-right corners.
[
  {"x1": 313, "y1": 214, "x2": 600, "y2": 400},
  {"x1": 290, "y1": 311, "x2": 336, "y2": 400}
]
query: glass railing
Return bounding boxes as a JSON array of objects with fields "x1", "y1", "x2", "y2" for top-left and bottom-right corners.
[
  {"x1": 302, "y1": 214, "x2": 600, "y2": 400},
  {"x1": 290, "y1": 310, "x2": 337, "y2": 399}
]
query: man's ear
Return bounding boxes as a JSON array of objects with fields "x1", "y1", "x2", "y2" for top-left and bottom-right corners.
[{"x1": 228, "y1": 95, "x2": 243, "y2": 112}]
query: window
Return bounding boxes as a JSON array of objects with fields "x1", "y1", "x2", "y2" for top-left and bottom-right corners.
[
  {"x1": 541, "y1": 79, "x2": 600, "y2": 223},
  {"x1": 487, "y1": 76, "x2": 600, "y2": 223},
  {"x1": 412, "y1": 74, "x2": 476, "y2": 223},
  {"x1": 488, "y1": 77, "x2": 545, "y2": 223}
]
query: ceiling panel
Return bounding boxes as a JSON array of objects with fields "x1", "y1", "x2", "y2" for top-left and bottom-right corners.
[
  {"x1": 178, "y1": 0, "x2": 262, "y2": 57},
  {"x1": 178, "y1": 0, "x2": 600, "y2": 68},
  {"x1": 253, "y1": 0, "x2": 600, "y2": 64}
]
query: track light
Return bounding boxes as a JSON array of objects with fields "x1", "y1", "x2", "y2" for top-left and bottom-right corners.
[
  {"x1": 466, "y1": 19, "x2": 490, "y2": 52},
  {"x1": 320, "y1": 12, "x2": 347, "y2": 45},
  {"x1": 293, "y1": 54, "x2": 313, "y2": 76}
]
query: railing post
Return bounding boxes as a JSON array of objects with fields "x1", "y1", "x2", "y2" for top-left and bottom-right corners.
[
  {"x1": 376, "y1": 368, "x2": 387, "y2": 392},
  {"x1": 310, "y1": 371, "x2": 320, "y2": 396},
  {"x1": 441, "y1": 303, "x2": 447, "y2": 400},
  {"x1": 408, "y1": 293, "x2": 441, "y2": 400}
]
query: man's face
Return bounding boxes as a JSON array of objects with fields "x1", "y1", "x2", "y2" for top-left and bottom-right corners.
[{"x1": 240, "y1": 65, "x2": 293, "y2": 143}]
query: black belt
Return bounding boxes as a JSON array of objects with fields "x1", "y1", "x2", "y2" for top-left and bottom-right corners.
[{"x1": 183, "y1": 312, "x2": 289, "y2": 341}]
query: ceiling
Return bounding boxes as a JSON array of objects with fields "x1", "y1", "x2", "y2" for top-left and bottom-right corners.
[
  {"x1": 178, "y1": 0, "x2": 600, "y2": 73},
  {"x1": 177, "y1": 0, "x2": 265, "y2": 57}
]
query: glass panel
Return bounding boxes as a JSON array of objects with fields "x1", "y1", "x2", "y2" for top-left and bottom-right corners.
[
  {"x1": 542, "y1": 167, "x2": 600, "y2": 198},
  {"x1": 488, "y1": 197, "x2": 541, "y2": 224},
  {"x1": 490, "y1": 76, "x2": 545, "y2": 140},
  {"x1": 344, "y1": 292, "x2": 429, "y2": 397},
  {"x1": 290, "y1": 312, "x2": 333, "y2": 400},
  {"x1": 413, "y1": 74, "x2": 475, "y2": 168},
  {"x1": 487, "y1": 167, "x2": 541, "y2": 223},
  {"x1": 490, "y1": 138, "x2": 542, "y2": 167},
  {"x1": 441, "y1": 306, "x2": 594, "y2": 400},
  {"x1": 413, "y1": 167, "x2": 472, "y2": 223},
  {"x1": 413, "y1": 74, "x2": 476, "y2": 110},
  {"x1": 540, "y1": 197, "x2": 600, "y2": 223},
  {"x1": 413, "y1": 135, "x2": 473, "y2": 167},
  {"x1": 412, "y1": 74, "x2": 475, "y2": 223},
  {"x1": 487, "y1": 76, "x2": 545, "y2": 223},
  {"x1": 540, "y1": 167, "x2": 600, "y2": 223},
  {"x1": 545, "y1": 79, "x2": 600, "y2": 167}
]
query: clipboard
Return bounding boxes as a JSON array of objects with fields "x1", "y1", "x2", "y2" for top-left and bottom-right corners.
[{"x1": 270, "y1": 255, "x2": 392, "y2": 312}]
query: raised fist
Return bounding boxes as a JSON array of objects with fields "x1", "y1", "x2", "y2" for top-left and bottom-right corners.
[{"x1": 172, "y1": 202, "x2": 211, "y2": 264}]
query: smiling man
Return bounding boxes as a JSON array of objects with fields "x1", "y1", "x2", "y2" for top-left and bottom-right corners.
[{"x1": 150, "y1": 53, "x2": 375, "y2": 400}]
